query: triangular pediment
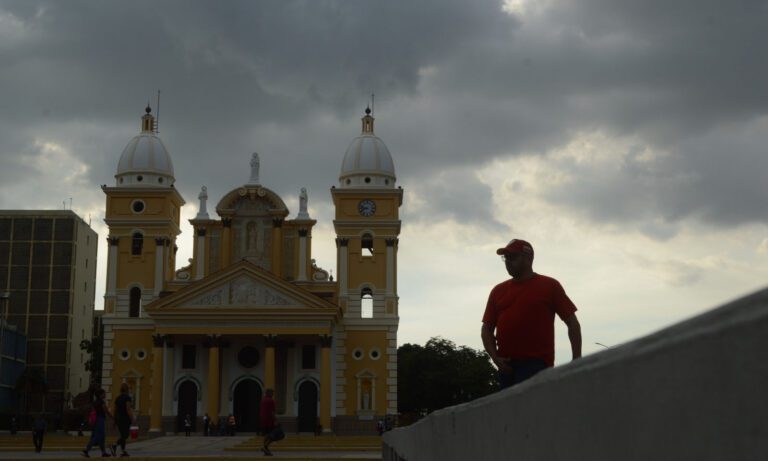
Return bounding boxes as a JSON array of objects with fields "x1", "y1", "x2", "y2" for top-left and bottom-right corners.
[{"x1": 145, "y1": 260, "x2": 337, "y2": 312}]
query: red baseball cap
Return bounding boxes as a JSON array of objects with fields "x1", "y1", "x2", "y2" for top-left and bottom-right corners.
[{"x1": 496, "y1": 239, "x2": 534, "y2": 258}]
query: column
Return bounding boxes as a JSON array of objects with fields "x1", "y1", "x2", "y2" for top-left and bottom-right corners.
[
  {"x1": 222, "y1": 218, "x2": 232, "y2": 267},
  {"x1": 163, "y1": 336, "x2": 175, "y2": 416},
  {"x1": 206, "y1": 335, "x2": 221, "y2": 420},
  {"x1": 154, "y1": 238, "x2": 165, "y2": 296},
  {"x1": 297, "y1": 229, "x2": 308, "y2": 281},
  {"x1": 320, "y1": 335, "x2": 332, "y2": 433},
  {"x1": 264, "y1": 335, "x2": 276, "y2": 391},
  {"x1": 105, "y1": 237, "x2": 119, "y2": 313},
  {"x1": 149, "y1": 334, "x2": 165, "y2": 433},
  {"x1": 336, "y1": 238, "x2": 349, "y2": 297},
  {"x1": 385, "y1": 238, "x2": 397, "y2": 296},
  {"x1": 195, "y1": 228, "x2": 206, "y2": 280},
  {"x1": 271, "y1": 218, "x2": 283, "y2": 277}
]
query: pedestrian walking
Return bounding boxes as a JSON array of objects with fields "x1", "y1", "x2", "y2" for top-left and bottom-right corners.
[
  {"x1": 202, "y1": 413, "x2": 210, "y2": 436},
  {"x1": 82, "y1": 388, "x2": 113, "y2": 458},
  {"x1": 110, "y1": 382, "x2": 135, "y2": 457},
  {"x1": 32, "y1": 414, "x2": 47, "y2": 453},
  {"x1": 260, "y1": 389, "x2": 283, "y2": 456}
]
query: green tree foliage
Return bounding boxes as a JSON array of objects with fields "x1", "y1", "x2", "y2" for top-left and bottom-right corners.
[
  {"x1": 79, "y1": 336, "x2": 103, "y2": 387},
  {"x1": 398, "y1": 337, "x2": 497, "y2": 418}
]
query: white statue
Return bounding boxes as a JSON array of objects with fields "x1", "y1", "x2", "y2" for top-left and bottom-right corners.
[
  {"x1": 196, "y1": 186, "x2": 209, "y2": 219},
  {"x1": 248, "y1": 152, "x2": 260, "y2": 185},
  {"x1": 297, "y1": 187, "x2": 310, "y2": 219}
]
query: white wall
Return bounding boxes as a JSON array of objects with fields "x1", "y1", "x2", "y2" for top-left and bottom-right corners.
[{"x1": 383, "y1": 286, "x2": 768, "y2": 461}]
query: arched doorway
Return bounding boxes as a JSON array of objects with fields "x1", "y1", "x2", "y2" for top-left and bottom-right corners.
[
  {"x1": 233, "y1": 379, "x2": 262, "y2": 432},
  {"x1": 177, "y1": 380, "x2": 197, "y2": 433},
  {"x1": 297, "y1": 380, "x2": 318, "y2": 432}
]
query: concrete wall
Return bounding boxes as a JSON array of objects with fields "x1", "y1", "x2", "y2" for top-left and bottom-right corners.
[{"x1": 383, "y1": 287, "x2": 768, "y2": 461}]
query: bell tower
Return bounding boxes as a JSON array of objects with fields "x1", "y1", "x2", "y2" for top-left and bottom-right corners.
[
  {"x1": 102, "y1": 106, "x2": 185, "y2": 316},
  {"x1": 332, "y1": 108, "x2": 403, "y2": 420}
]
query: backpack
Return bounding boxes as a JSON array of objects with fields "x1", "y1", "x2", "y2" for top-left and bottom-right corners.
[{"x1": 87, "y1": 408, "x2": 97, "y2": 427}]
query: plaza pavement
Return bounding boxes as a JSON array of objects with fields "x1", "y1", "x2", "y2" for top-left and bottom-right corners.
[{"x1": 0, "y1": 433, "x2": 382, "y2": 460}]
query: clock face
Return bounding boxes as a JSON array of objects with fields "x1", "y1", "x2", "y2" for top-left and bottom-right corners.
[{"x1": 358, "y1": 199, "x2": 376, "y2": 217}]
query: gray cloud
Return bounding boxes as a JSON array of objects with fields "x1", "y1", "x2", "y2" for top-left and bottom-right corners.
[{"x1": 0, "y1": 0, "x2": 767, "y2": 232}]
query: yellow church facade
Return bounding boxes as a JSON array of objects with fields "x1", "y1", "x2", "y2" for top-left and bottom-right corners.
[{"x1": 100, "y1": 107, "x2": 402, "y2": 434}]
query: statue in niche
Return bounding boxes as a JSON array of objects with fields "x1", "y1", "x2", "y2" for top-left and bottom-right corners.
[{"x1": 246, "y1": 222, "x2": 257, "y2": 251}]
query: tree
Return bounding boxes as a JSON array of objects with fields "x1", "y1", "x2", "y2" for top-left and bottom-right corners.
[
  {"x1": 398, "y1": 337, "x2": 497, "y2": 418},
  {"x1": 80, "y1": 336, "x2": 103, "y2": 387}
]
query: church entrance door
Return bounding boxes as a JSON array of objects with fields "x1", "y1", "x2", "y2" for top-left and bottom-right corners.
[
  {"x1": 233, "y1": 379, "x2": 262, "y2": 432},
  {"x1": 177, "y1": 380, "x2": 197, "y2": 433},
  {"x1": 297, "y1": 381, "x2": 318, "y2": 432}
]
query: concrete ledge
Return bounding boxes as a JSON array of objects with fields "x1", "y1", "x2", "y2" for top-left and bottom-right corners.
[{"x1": 383, "y1": 286, "x2": 768, "y2": 460}]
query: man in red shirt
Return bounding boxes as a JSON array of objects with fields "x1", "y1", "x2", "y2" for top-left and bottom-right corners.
[
  {"x1": 482, "y1": 239, "x2": 582, "y2": 389},
  {"x1": 260, "y1": 389, "x2": 278, "y2": 456}
]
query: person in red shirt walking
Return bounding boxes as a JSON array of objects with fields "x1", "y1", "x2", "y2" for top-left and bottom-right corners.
[
  {"x1": 260, "y1": 389, "x2": 281, "y2": 456},
  {"x1": 482, "y1": 239, "x2": 582, "y2": 389}
]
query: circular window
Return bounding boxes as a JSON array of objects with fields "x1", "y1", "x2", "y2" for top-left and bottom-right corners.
[
  {"x1": 119, "y1": 177, "x2": 124, "y2": 184},
  {"x1": 135, "y1": 349, "x2": 147, "y2": 361},
  {"x1": 369, "y1": 348, "x2": 381, "y2": 360},
  {"x1": 158, "y1": 177, "x2": 164, "y2": 184},
  {"x1": 131, "y1": 200, "x2": 145, "y2": 213},
  {"x1": 238, "y1": 346, "x2": 260, "y2": 368},
  {"x1": 119, "y1": 349, "x2": 131, "y2": 361},
  {"x1": 346, "y1": 179, "x2": 351, "y2": 185},
  {"x1": 364, "y1": 177, "x2": 371, "y2": 183},
  {"x1": 385, "y1": 179, "x2": 389, "y2": 185},
  {"x1": 137, "y1": 175, "x2": 143, "y2": 182},
  {"x1": 352, "y1": 348, "x2": 364, "y2": 360}
]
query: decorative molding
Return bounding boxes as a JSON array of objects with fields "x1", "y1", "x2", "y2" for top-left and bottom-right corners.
[
  {"x1": 196, "y1": 228, "x2": 207, "y2": 237},
  {"x1": 222, "y1": 218, "x2": 232, "y2": 228},
  {"x1": 320, "y1": 334, "x2": 333, "y2": 348},
  {"x1": 336, "y1": 238, "x2": 349, "y2": 247},
  {"x1": 272, "y1": 217, "x2": 284, "y2": 228},
  {"x1": 107, "y1": 237, "x2": 119, "y2": 246},
  {"x1": 155, "y1": 237, "x2": 165, "y2": 246},
  {"x1": 164, "y1": 335, "x2": 175, "y2": 348},
  {"x1": 152, "y1": 334, "x2": 165, "y2": 348},
  {"x1": 298, "y1": 228, "x2": 308, "y2": 237},
  {"x1": 385, "y1": 238, "x2": 397, "y2": 247},
  {"x1": 264, "y1": 334, "x2": 278, "y2": 348}
]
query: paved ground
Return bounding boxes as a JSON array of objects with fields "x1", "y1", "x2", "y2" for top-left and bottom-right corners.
[{"x1": 0, "y1": 434, "x2": 382, "y2": 460}]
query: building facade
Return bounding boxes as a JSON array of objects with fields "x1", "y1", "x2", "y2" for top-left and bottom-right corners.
[
  {"x1": 101, "y1": 107, "x2": 402, "y2": 434},
  {"x1": 0, "y1": 210, "x2": 98, "y2": 413}
]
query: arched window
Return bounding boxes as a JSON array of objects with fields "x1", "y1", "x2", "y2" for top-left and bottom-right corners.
[
  {"x1": 129, "y1": 287, "x2": 141, "y2": 318},
  {"x1": 361, "y1": 288, "x2": 373, "y2": 319},
  {"x1": 361, "y1": 233, "x2": 373, "y2": 257},
  {"x1": 131, "y1": 232, "x2": 143, "y2": 255}
]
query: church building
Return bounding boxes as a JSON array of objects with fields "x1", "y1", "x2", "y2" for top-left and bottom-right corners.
[{"x1": 100, "y1": 106, "x2": 402, "y2": 434}]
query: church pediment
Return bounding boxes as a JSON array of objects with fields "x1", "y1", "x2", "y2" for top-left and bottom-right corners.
[
  {"x1": 187, "y1": 275, "x2": 300, "y2": 308},
  {"x1": 145, "y1": 260, "x2": 337, "y2": 312}
]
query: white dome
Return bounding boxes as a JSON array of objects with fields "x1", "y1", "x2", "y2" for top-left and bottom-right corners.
[
  {"x1": 339, "y1": 110, "x2": 396, "y2": 189},
  {"x1": 115, "y1": 108, "x2": 175, "y2": 187}
]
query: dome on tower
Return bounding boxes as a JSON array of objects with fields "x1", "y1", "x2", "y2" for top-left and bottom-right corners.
[
  {"x1": 115, "y1": 106, "x2": 175, "y2": 187},
  {"x1": 339, "y1": 108, "x2": 396, "y2": 189}
]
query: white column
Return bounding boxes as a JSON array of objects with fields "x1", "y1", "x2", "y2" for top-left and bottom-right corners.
[
  {"x1": 154, "y1": 238, "x2": 165, "y2": 296},
  {"x1": 195, "y1": 230, "x2": 206, "y2": 280},
  {"x1": 386, "y1": 239, "x2": 395, "y2": 296},
  {"x1": 163, "y1": 339, "x2": 175, "y2": 415},
  {"x1": 298, "y1": 231, "x2": 308, "y2": 281},
  {"x1": 106, "y1": 237, "x2": 118, "y2": 297},
  {"x1": 338, "y1": 238, "x2": 348, "y2": 297}
]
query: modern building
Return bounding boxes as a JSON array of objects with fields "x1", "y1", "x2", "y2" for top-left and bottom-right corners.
[
  {"x1": 0, "y1": 210, "x2": 98, "y2": 413},
  {"x1": 0, "y1": 292, "x2": 27, "y2": 416},
  {"x1": 101, "y1": 106, "x2": 402, "y2": 434}
]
